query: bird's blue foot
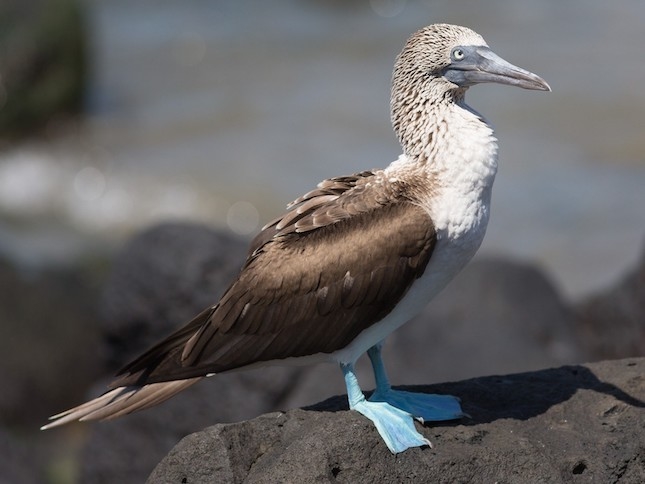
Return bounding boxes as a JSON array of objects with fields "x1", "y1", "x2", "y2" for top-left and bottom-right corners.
[
  {"x1": 366, "y1": 343, "x2": 466, "y2": 423},
  {"x1": 341, "y1": 362, "x2": 429, "y2": 453},
  {"x1": 369, "y1": 388, "x2": 464, "y2": 423},
  {"x1": 351, "y1": 399, "x2": 431, "y2": 453}
]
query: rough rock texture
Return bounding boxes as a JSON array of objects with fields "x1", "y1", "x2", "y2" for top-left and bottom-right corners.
[
  {"x1": 575, "y1": 242, "x2": 645, "y2": 359},
  {"x1": 149, "y1": 358, "x2": 645, "y2": 484}
]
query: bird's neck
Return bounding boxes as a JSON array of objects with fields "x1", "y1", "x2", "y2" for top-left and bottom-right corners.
[
  {"x1": 389, "y1": 87, "x2": 499, "y2": 226},
  {"x1": 393, "y1": 87, "x2": 495, "y2": 161}
]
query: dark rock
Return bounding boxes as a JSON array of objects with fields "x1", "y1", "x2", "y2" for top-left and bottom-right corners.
[
  {"x1": 575, "y1": 242, "x2": 645, "y2": 359},
  {"x1": 98, "y1": 222, "x2": 249, "y2": 370},
  {"x1": 149, "y1": 358, "x2": 645, "y2": 484}
]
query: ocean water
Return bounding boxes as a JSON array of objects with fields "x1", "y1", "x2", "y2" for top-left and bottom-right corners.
[{"x1": 1, "y1": 0, "x2": 644, "y2": 298}]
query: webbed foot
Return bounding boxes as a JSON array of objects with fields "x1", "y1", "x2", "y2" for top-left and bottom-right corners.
[
  {"x1": 369, "y1": 388, "x2": 465, "y2": 423},
  {"x1": 352, "y1": 398, "x2": 431, "y2": 453}
]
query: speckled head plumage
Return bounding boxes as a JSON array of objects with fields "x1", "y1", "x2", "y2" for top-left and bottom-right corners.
[
  {"x1": 394, "y1": 24, "x2": 487, "y2": 86},
  {"x1": 391, "y1": 24, "x2": 550, "y2": 159}
]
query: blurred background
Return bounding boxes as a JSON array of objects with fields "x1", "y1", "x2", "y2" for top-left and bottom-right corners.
[{"x1": 1, "y1": 0, "x2": 644, "y2": 483}]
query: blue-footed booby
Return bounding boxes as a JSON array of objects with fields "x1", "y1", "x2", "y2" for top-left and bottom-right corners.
[{"x1": 42, "y1": 24, "x2": 550, "y2": 453}]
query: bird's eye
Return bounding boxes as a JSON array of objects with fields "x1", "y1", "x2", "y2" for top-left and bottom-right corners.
[{"x1": 452, "y1": 48, "x2": 465, "y2": 61}]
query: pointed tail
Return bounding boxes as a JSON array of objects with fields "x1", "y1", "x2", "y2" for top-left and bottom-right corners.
[{"x1": 41, "y1": 377, "x2": 202, "y2": 430}]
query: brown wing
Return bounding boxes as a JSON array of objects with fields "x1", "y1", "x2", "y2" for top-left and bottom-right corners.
[{"x1": 112, "y1": 171, "x2": 436, "y2": 387}]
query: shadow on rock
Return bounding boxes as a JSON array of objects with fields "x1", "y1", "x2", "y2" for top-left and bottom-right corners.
[{"x1": 307, "y1": 361, "x2": 645, "y2": 424}]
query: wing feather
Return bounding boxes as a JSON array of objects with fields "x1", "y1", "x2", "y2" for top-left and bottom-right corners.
[
  {"x1": 44, "y1": 170, "x2": 436, "y2": 425},
  {"x1": 114, "y1": 171, "x2": 435, "y2": 385}
]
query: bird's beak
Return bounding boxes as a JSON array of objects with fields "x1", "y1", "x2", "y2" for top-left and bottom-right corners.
[{"x1": 444, "y1": 46, "x2": 551, "y2": 92}]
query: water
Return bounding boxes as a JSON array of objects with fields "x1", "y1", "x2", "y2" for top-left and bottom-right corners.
[{"x1": 1, "y1": 0, "x2": 644, "y2": 298}]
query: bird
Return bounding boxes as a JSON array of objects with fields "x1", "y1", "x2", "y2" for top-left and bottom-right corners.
[{"x1": 42, "y1": 24, "x2": 550, "y2": 453}]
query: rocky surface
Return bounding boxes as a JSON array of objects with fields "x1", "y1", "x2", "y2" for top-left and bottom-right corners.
[{"x1": 149, "y1": 358, "x2": 645, "y2": 484}]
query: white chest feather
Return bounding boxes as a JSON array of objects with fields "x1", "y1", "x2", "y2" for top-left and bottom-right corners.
[{"x1": 426, "y1": 103, "x2": 498, "y2": 255}]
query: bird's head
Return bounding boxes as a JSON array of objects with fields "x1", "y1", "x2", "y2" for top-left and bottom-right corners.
[
  {"x1": 393, "y1": 23, "x2": 550, "y2": 97},
  {"x1": 391, "y1": 24, "x2": 550, "y2": 156}
]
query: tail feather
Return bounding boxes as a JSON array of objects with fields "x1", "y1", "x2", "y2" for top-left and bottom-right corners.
[{"x1": 41, "y1": 377, "x2": 202, "y2": 430}]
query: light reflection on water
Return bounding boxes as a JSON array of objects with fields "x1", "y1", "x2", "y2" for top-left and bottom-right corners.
[{"x1": 0, "y1": 0, "x2": 644, "y2": 297}]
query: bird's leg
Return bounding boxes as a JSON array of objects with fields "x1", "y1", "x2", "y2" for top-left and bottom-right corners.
[
  {"x1": 367, "y1": 343, "x2": 465, "y2": 423},
  {"x1": 367, "y1": 342, "x2": 392, "y2": 391},
  {"x1": 340, "y1": 361, "x2": 430, "y2": 453}
]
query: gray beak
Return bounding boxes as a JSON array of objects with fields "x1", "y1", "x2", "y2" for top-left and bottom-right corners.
[{"x1": 444, "y1": 46, "x2": 551, "y2": 91}]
